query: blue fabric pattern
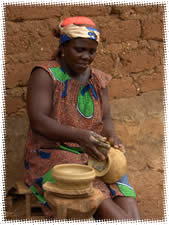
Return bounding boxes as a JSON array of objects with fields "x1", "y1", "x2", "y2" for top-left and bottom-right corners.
[
  {"x1": 116, "y1": 174, "x2": 132, "y2": 188},
  {"x1": 81, "y1": 84, "x2": 98, "y2": 100},
  {"x1": 87, "y1": 27, "x2": 100, "y2": 32},
  {"x1": 24, "y1": 160, "x2": 29, "y2": 170},
  {"x1": 62, "y1": 80, "x2": 69, "y2": 98},
  {"x1": 44, "y1": 202, "x2": 52, "y2": 209},
  {"x1": 60, "y1": 34, "x2": 72, "y2": 44},
  {"x1": 87, "y1": 27, "x2": 98, "y2": 40},
  {"x1": 107, "y1": 184, "x2": 116, "y2": 196},
  {"x1": 36, "y1": 149, "x2": 51, "y2": 159},
  {"x1": 35, "y1": 177, "x2": 43, "y2": 189}
]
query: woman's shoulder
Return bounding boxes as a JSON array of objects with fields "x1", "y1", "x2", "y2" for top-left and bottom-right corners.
[
  {"x1": 32, "y1": 60, "x2": 62, "y2": 81},
  {"x1": 32, "y1": 60, "x2": 59, "y2": 72},
  {"x1": 91, "y1": 67, "x2": 112, "y2": 89}
]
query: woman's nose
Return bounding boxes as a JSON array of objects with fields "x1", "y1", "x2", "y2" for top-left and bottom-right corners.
[{"x1": 81, "y1": 51, "x2": 90, "y2": 60}]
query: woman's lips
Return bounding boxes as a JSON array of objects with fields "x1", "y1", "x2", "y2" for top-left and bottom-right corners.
[{"x1": 77, "y1": 63, "x2": 89, "y2": 68}]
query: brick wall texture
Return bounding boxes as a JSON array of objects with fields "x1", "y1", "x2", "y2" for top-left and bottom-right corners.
[{"x1": 4, "y1": 4, "x2": 165, "y2": 115}]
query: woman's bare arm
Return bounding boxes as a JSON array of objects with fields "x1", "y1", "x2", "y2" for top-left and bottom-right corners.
[
  {"x1": 27, "y1": 68, "x2": 82, "y2": 143},
  {"x1": 27, "y1": 68, "x2": 108, "y2": 160}
]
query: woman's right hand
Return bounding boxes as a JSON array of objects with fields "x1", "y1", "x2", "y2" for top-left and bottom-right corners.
[{"x1": 76, "y1": 130, "x2": 110, "y2": 161}]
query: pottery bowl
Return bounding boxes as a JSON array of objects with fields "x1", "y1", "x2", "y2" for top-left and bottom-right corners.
[
  {"x1": 88, "y1": 147, "x2": 127, "y2": 184},
  {"x1": 51, "y1": 164, "x2": 96, "y2": 191}
]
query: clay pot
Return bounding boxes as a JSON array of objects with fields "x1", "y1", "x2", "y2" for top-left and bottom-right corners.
[
  {"x1": 88, "y1": 147, "x2": 127, "y2": 184},
  {"x1": 51, "y1": 164, "x2": 96, "y2": 194}
]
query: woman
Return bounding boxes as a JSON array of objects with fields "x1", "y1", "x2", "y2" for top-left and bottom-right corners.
[{"x1": 24, "y1": 16, "x2": 140, "y2": 220}]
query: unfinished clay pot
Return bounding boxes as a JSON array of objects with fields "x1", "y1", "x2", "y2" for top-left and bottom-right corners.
[
  {"x1": 50, "y1": 164, "x2": 95, "y2": 195},
  {"x1": 88, "y1": 147, "x2": 127, "y2": 184},
  {"x1": 43, "y1": 181, "x2": 93, "y2": 198}
]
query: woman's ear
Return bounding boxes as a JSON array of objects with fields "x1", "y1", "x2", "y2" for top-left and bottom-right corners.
[
  {"x1": 52, "y1": 28, "x2": 60, "y2": 38},
  {"x1": 60, "y1": 45, "x2": 65, "y2": 57}
]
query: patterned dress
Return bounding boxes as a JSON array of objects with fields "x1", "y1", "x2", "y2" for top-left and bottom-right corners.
[{"x1": 24, "y1": 61, "x2": 136, "y2": 218}]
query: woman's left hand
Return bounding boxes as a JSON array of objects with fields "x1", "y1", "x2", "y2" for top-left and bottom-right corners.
[{"x1": 108, "y1": 136, "x2": 126, "y2": 154}]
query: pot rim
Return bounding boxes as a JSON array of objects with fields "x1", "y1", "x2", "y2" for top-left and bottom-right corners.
[
  {"x1": 93, "y1": 154, "x2": 111, "y2": 177},
  {"x1": 52, "y1": 164, "x2": 96, "y2": 180}
]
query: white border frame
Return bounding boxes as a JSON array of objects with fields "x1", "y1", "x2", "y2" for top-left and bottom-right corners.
[{"x1": 0, "y1": 0, "x2": 169, "y2": 224}]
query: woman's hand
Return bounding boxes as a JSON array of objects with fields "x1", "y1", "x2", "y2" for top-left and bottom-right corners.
[
  {"x1": 76, "y1": 130, "x2": 110, "y2": 161},
  {"x1": 108, "y1": 136, "x2": 126, "y2": 154}
]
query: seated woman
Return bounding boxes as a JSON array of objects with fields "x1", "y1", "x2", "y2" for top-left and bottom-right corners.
[{"x1": 24, "y1": 16, "x2": 141, "y2": 220}]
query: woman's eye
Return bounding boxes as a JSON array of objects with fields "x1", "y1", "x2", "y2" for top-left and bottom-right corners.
[
  {"x1": 74, "y1": 48, "x2": 96, "y2": 55},
  {"x1": 75, "y1": 48, "x2": 84, "y2": 53},
  {"x1": 90, "y1": 50, "x2": 96, "y2": 55}
]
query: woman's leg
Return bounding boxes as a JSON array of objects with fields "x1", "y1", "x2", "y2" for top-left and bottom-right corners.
[
  {"x1": 114, "y1": 196, "x2": 141, "y2": 219},
  {"x1": 94, "y1": 196, "x2": 141, "y2": 220}
]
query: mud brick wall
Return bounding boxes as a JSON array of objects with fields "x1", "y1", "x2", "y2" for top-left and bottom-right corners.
[{"x1": 4, "y1": 4, "x2": 165, "y2": 220}]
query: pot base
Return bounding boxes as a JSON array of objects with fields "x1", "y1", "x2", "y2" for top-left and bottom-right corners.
[{"x1": 44, "y1": 188, "x2": 104, "y2": 219}]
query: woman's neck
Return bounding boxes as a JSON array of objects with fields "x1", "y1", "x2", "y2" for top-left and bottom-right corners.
[{"x1": 56, "y1": 57, "x2": 91, "y2": 85}]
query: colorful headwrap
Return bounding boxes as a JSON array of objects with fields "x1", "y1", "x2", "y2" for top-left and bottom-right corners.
[{"x1": 59, "y1": 16, "x2": 100, "y2": 45}]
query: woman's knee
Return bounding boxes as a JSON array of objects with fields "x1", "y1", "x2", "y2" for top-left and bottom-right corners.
[
  {"x1": 94, "y1": 197, "x2": 141, "y2": 220},
  {"x1": 93, "y1": 198, "x2": 131, "y2": 220},
  {"x1": 113, "y1": 196, "x2": 141, "y2": 220}
]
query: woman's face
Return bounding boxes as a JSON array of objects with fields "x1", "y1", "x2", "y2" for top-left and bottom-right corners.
[{"x1": 62, "y1": 38, "x2": 98, "y2": 74}]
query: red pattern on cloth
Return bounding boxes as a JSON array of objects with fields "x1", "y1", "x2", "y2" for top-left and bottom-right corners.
[{"x1": 24, "y1": 61, "x2": 112, "y2": 218}]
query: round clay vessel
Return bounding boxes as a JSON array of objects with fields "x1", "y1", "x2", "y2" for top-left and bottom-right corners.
[
  {"x1": 88, "y1": 147, "x2": 127, "y2": 184},
  {"x1": 51, "y1": 164, "x2": 96, "y2": 191}
]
